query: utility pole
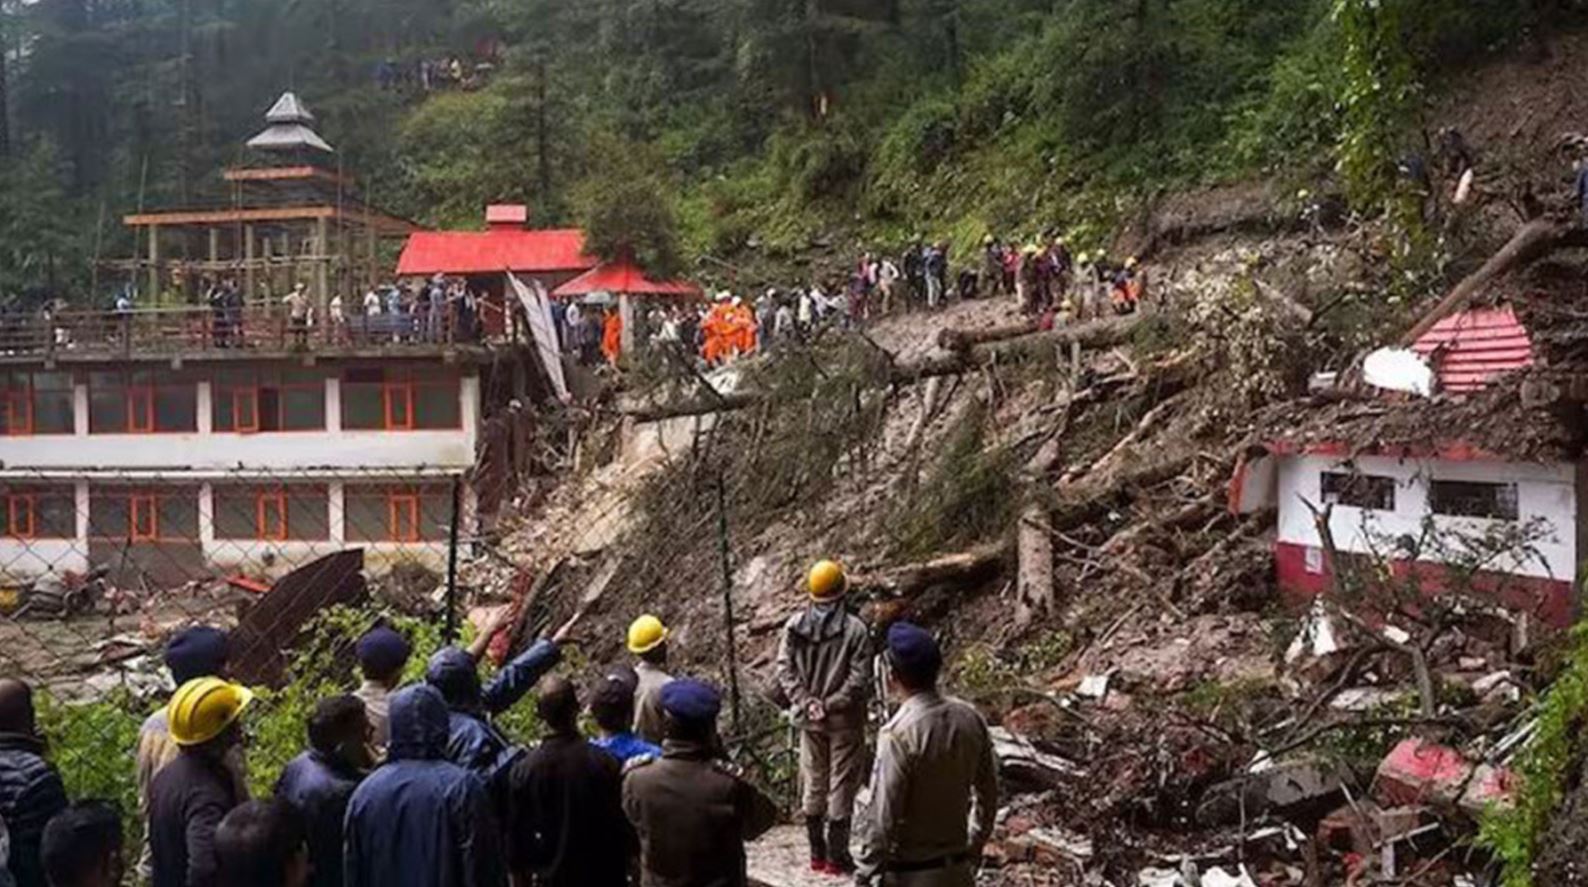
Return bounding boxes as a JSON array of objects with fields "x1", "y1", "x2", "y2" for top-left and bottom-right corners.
[{"x1": 0, "y1": 0, "x2": 11, "y2": 159}]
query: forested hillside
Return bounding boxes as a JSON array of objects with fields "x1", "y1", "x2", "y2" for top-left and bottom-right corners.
[{"x1": 0, "y1": 0, "x2": 1575, "y2": 300}]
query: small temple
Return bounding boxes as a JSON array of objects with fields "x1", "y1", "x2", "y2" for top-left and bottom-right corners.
[{"x1": 109, "y1": 91, "x2": 418, "y2": 310}]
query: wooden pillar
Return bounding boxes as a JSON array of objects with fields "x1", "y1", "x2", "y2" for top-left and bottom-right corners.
[
  {"x1": 366, "y1": 224, "x2": 378, "y2": 290},
  {"x1": 244, "y1": 225, "x2": 257, "y2": 300},
  {"x1": 208, "y1": 227, "x2": 219, "y2": 269},
  {"x1": 147, "y1": 225, "x2": 160, "y2": 304},
  {"x1": 619, "y1": 293, "x2": 635, "y2": 355},
  {"x1": 314, "y1": 217, "x2": 330, "y2": 310}
]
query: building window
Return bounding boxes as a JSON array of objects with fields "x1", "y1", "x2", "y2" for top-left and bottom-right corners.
[
  {"x1": 1320, "y1": 472, "x2": 1396, "y2": 511},
  {"x1": 89, "y1": 487, "x2": 199, "y2": 541},
  {"x1": 213, "y1": 369, "x2": 326, "y2": 432},
  {"x1": 0, "y1": 486, "x2": 76, "y2": 539},
  {"x1": 0, "y1": 372, "x2": 75, "y2": 436},
  {"x1": 1430, "y1": 480, "x2": 1520, "y2": 521},
  {"x1": 341, "y1": 367, "x2": 461, "y2": 431},
  {"x1": 213, "y1": 484, "x2": 330, "y2": 540},
  {"x1": 344, "y1": 483, "x2": 451, "y2": 542},
  {"x1": 88, "y1": 371, "x2": 197, "y2": 434}
]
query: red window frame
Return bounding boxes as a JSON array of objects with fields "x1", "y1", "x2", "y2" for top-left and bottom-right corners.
[
  {"x1": 389, "y1": 493, "x2": 420, "y2": 542},
  {"x1": 90, "y1": 371, "x2": 193, "y2": 434},
  {"x1": 6, "y1": 494, "x2": 35, "y2": 539},
  {"x1": 214, "y1": 370, "x2": 324, "y2": 433},
  {"x1": 343, "y1": 368, "x2": 460, "y2": 431},
  {"x1": 383, "y1": 383, "x2": 415, "y2": 430},
  {"x1": 2, "y1": 388, "x2": 32, "y2": 436},
  {"x1": 257, "y1": 490, "x2": 288, "y2": 541},
  {"x1": 129, "y1": 493, "x2": 159, "y2": 541}
]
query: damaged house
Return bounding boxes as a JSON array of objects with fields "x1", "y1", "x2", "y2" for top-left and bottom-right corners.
[{"x1": 1236, "y1": 295, "x2": 1585, "y2": 629}]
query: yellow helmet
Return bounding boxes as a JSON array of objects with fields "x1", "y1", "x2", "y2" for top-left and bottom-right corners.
[
  {"x1": 627, "y1": 615, "x2": 669, "y2": 654},
  {"x1": 168, "y1": 677, "x2": 253, "y2": 746},
  {"x1": 808, "y1": 560, "x2": 848, "y2": 601}
]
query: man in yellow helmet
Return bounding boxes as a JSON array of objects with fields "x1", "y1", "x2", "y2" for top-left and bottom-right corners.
[
  {"x1": 148, "y1": 677, "x2": 253, "y2": 887},
  {"x1": 775, "y1": 560, "x2": 872, "y2": 875},
  {"x1": 627, "y1": 615, "x2": 675, "y2": 746}
]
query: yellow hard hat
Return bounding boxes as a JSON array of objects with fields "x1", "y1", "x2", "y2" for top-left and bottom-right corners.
[
  {"x1": 168, "y1": 677, "x2": 253, "y2": 746},
  {"x1": 808, "y1": 560, "x2": 848, "y2": 601},
  {"x1": 627, "y1": 615, "x2": 669, "y2": 654}
]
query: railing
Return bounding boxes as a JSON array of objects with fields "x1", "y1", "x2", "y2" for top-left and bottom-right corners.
[{"x1": 0, "y1": 303, "x2": 506, "y2": 358}]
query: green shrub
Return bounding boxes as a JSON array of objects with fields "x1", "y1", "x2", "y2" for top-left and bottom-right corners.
[{"x1": 1480, "y1": 623, "x2": 1588, "y2": 887}]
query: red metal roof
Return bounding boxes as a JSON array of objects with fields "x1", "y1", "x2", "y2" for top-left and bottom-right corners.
[
  {"x1": 551, "y1": 259, "x2": 701, "y2": 298},
  {"x1": 395, "y1": 228, "x2": 596, "y2": 276},
  {"x1": 1411, "y1": 306, "x2": 1533, "y2": 394}
]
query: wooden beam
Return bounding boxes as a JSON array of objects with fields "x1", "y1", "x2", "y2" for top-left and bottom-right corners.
[
  {"x1": 122, "y1": 205, "x2": 420, "y2": 234},
  {"x1": 223, "y1": 165, "x2": 354, "y2": 188},
  {"x1": 124, "y1": 206, "x2": 338, "y2": 227}
]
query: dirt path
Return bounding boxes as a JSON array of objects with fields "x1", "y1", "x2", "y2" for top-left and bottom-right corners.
[{"x1": 746, "y1": 825, "x2": 850, "y2": 887}]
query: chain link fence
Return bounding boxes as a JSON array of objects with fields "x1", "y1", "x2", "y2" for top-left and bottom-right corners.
[{"x1": 0, "y1": 417, "x2": 804, "y2": 852}]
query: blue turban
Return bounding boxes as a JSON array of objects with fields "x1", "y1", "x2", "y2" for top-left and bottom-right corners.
[
  {"x1": 355, "y1": 626, "x2": 412, "y2": 676},
  {"x1": 164, "y1": 626, "x2": 230, "y2": 685},
  {"x1": 885, "y1": 622, "x2": 942, "y2": 681}
]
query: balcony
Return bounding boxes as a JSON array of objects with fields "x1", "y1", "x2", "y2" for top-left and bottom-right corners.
[{"x1": 0, "y1": 303, "x2": 519, "y2": 363}]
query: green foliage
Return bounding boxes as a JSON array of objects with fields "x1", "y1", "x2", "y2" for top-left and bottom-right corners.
[
  {"x1": 572, "y1": 132, "x2": 685, "y2": 279},
  {"x1": 888, "y1": 397, "x2": 1017, "y2": 559},
  {"x1": 397, "y1": 91, "x2": 537, "y2": 228},
  {"x1": 1480, "y1": 623, "x2": 1588, "y2": 887},
  {"x1": 36, "y1": 690, "x2": 144, "y2": 842},
  {"x1": 1331, "y1": 0, "x2": 1420, "y2": 216},
  {"x1": 0, "y1": 140, "x2": 83, "y2": 302}
]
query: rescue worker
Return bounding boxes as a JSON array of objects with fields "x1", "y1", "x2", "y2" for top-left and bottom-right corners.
[
  {"x1": 424, "y1": 611, "x2": 573, "y2": 790},
  {"x1": 621, "y1": 680, "x2": 778, "y2": 887},
  {"x1": 855, "y1": 623, "x2": 998, "y2": 887},
  {"x1": 775, "y1": 561, "x2": 872, "y2": 875},
  {"x1": 0, "y1": 680, "x2": 67, "y2": 887},
  {"x1": 272, "y1": 696, "x2": 371, "y2": 887},
  {"x1": 626, "y1": 615, "x2": 675, "y2": 746},
  {"x1": 137, "y1": 627, "x2": 244, "y2": 880},
  {"x1": 351, "y1": 625, "x2": 410, "y2": 754},
  {"x1": 39, "y1": 801, "x2": 124, "y2": 887},
  {"x1": 506, "y1": 677, "x2": 633, "y2": 887},
  {"x1": 148, "y1": 678, "x2": 254, "y2": 887},
  {"x1": 344, "y1": 685, "x2": 504, "y2": 887}
]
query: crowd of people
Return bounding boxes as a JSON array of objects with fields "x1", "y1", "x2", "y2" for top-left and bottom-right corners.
[
  {"x1": 0, "y1": 560, "x2": 998, "y2": 887},
  {"x1": 559, "y1": 234, "x2": 1147, "y2": 370}
]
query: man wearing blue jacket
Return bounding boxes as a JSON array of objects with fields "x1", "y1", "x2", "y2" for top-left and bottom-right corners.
[
  {"x1": 273, "y1": 696, "x2": 370, "y2": 887},
  {"x1": 343, "y1": 685, "x2": 502, "y2": 887},
  {"x1": 0, "y1": 680, "x2": 67, "y2": 887},
  {"x1": 424, "y1": 612, "x2": 578, "y2": 790}
]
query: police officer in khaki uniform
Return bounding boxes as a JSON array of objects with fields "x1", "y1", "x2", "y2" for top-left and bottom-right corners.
[
  {"x1": 855, "y1": 623, "x2": 998, "y2": 887},
  {"x1": 776, "y1": 559, "x2": 872, "y2": 875},
  {"x1": 622, "y1": 679, "x2": 778, "y2": 887}
]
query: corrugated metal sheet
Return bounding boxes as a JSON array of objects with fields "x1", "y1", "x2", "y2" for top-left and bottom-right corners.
[
  {"x1": 230, "y1": 549, "x2": 366, "y2": 686},
  {"x1": 396, "y1": 228, "x2": 596, "y2": 276},
  {"x1": 1411, "y1": 305, "x2": 1534, "y2": 393}
]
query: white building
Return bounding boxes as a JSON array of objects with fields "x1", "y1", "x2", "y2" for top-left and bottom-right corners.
[
  {"x1": 0, "y1": 350, "x2": 522, "y2": 585},
  {"x1": 1232, "y1": 305, "x2": 1580, "y2": 628}
]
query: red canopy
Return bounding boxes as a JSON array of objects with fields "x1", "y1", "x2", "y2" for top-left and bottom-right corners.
[{"x1": 551, "y1": 259, "x2": 701, "y2": 298}]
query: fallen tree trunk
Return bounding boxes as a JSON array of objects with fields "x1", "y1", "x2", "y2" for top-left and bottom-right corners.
[
  {"x1": 1399, "y1": 216, "x2": 1588, "y2": 346},
  {"x1": 933, "y1": 311, "x2": 1145, "y2": 359},
  {"x1": 1017, "y1": 434, "x2": 1065, "y2": 626},
  {"x1": 851, "y1": 541, "x2": 1009, "y2": 598},
  {"x1": 621, "y1": 313, "x2": 1148, "y2": 420},
  {"x1": 1049, "y1": 452, "x2": 1198, "y2": 535}
]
